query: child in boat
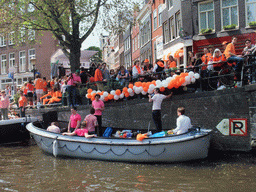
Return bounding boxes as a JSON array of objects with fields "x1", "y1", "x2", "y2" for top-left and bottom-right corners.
[{"x1": 62, "y1": 121, "x2": 97, "y2": 138}]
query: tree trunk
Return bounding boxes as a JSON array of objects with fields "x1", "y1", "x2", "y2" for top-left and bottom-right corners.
[{"x1": 69, "y1": 42, "x2": 81, "y2": 73}]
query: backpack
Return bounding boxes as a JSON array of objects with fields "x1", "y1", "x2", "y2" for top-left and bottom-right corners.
[{"x1": 103, "y1": 127, "x2": 113, "y2": 137}]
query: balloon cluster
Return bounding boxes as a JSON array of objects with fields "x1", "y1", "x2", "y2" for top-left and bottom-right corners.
[{"x1": 86, "y1": 72, "x2": 200, "y2": 102}]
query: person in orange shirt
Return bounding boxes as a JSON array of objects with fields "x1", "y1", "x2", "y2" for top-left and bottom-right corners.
[
  {"x1": 212, "y1": 49, "x2": 227, "y2": 71},
  {"x1": 223, "y1": 36, "x2": 244, "y2": 84},
  {"x1": 167, "y1": 55, "x2": 177, "y2": 69},
  {"x1": 94, "y1": 64, "x2": 104, "y2": 90},
  {"x1": 18, "y1": 90, "x2": 27, "y2": 117},
  {"x1": 40, "y1": 89, "x2": 54, "y2": 105},
  {"x1": 26, "y1": 79, "x2": 34, "y2": 107},
  {"x1": 42, "y1": 77, "x2": 48, "y2": 95},
  {"x1": 200, "y1": 48, "x2": 212, "y2": 91},
  {"x1": 48, "y1": 88, "x2": 62, "y2": 105},
  {"x1": 34, "y1": 74, "x2": 44, "y2": 107}
]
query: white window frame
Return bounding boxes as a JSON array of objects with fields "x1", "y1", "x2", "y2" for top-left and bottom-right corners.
[
  {"x1": 163, "y1": 21, "x2": 169, "y2": 44},
  {"x1": 28, "y1": 48, "x2": 36, "y2": 71},
  {"x1": 9, "y1": 52, "x2": 15, "y2": 69},
  {"x1": 19, "y1": 51, "x2": 26, "y2": 72},
  {"x1": 170, "y1": 16, "x2": 175, "y2": 40},
  {"x1": 245, "y1": 0, "x2": 256, "y2": 26},
  {"x1": 0, "y1": 35, "x2": 6, "y2": 47},
  {"x1": 28, "y1": 29, "x2": 35, "y2": 41},
  {"x1": 158, "y1": 4, "x2": 163, "y2": 27},
  {"x1": 167, "y1": 0, "x2": 173, "y2": 10},
  {"x1": 176, "y1": 11, "x2": 181, "y2": 37},
  {"x1": 20, "y1": 27, "x2": 26, "y2": 43},
  {"x1": 1, "y1": 54, "x2": 7, "y2": 74},
  {"x1": 198, "y1": 1, "x2": 215, "y2": 32},
  {"x1": 153, "y1": 10, "x2": 157, "y2": 30},
  {"x1": 8, "y1": 31, "x2": 14, "y2": 45},
  {"x1": 221, "y1": 0, "x2": 239, "y2": 29}
]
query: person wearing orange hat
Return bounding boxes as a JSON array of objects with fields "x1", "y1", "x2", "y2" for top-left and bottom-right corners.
[
  {"x1": 152, "y1": 60, "x2": 165, "y2": 79},
  {"x1": 222, "y1": 41, "x2": 228, "y2": 50},
  {"x1": 144, "y1": 59, "x2": 153, "y2": 72}
]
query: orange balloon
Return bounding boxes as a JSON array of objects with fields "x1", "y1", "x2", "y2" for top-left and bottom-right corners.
[
  {"x1": 123, "y1": 87, "x2": 128, "y2": 93},
  {"x1": 92, "y1": 93, "x2": 96, "y2": 98},
  {"x1": 104, "y1": 97, "x2": 108, "y2": 102},
  {"x1": 87, "y1": 88, "x2": 93, "y2": 93},
  {"x1": 160, "y1": 87, "x2": 165, "y2": 92},
  {"x1": 143, "y1": 87, "x2": 148, "y2": 92},
  {"x1": 180, "y1": 73, "x2": 186, "y2": 77},
  {"x1": 128, "y1": 84, "x2": 133, "y2": 89},
  {"x1": 108, "y1": 94, "x2": 114, "y2": 100},
  {"x1": 91, "y1": 97, "x2": 95, "y2": 101},
  {"x1": 179, "y1": 78, "x2": 185, "y2": 84},
  {"x1": 100, "y1": 91, "x2": 104, "y2": 95},
  {"x1": 152, "y1": 81, "x2": 156, "y2": 86},
  {"x1": 142, "y1": 82, "x2": 146, "y2": 87},
  {"x1": 87, "y1": 94, "x2": 92, "y2": 99},
  {"x1": 125, "y1": 92, "x2": 130, "y2": 97},
  {"x1": 115, "y1": 89, "x2": 121, "y2": 95}
]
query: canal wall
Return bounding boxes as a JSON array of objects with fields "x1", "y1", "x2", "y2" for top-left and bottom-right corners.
[{"x1": 27, "y1": 84, "x2": 256, "y2": 151}]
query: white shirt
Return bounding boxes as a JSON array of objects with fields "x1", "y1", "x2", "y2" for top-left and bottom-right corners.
[
  {"x1": 173, "y1": 115, "x2": 192, "y2": 135},
  {"x1": 132, "y1": 66, "x2": 143, "y2": 78},
  {"x1": 151, "y1": 94, "x2": 167, "y2": 110},
  {"x1": 47, "y1": 125, "x2": 60, "y2": 133}
]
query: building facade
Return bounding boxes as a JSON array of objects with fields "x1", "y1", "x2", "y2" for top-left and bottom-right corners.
[
  {"x1": 0, "y1": 31, "x2": 59, "y2": 90},
  {"x1": 124, "y1": 25, "x2": 132, "y2": 69}
]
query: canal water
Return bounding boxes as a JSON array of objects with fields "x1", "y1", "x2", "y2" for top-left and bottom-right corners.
[{"x1": 1, "y1": 141, "x2": 256, "y2": 192}]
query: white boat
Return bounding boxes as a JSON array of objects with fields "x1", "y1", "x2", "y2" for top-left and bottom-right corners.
[
  {"x1": 26, "y1": 122, "x2": 212, "y2": 163},
  {"x1": 0, "y1": 116, "x2": 38, "y2": 144}
]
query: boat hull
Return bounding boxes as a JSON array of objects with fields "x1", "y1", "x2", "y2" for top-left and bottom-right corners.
[{"x1": 27, "y1": 123, "x2": 211, "y2": 163}]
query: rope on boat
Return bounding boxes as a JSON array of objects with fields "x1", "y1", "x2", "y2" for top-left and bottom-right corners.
[{"x1": 37, "y1": 137, "x2": 167, "y2": 157}]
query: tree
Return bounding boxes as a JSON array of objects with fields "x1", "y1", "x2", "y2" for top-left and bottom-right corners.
[
  {"x1": 0, "y1": 0, "x2": 139, "y2": 72},
  {"x1": 86, "y1": 46, "x2": 102, "y2": 63}
]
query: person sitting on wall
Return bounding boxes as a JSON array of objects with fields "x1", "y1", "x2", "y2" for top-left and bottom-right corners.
[
  {"x1": 117, "y1": 66, "x2": 129, "y2": 87},
  {"x1": 47, "y1": 88, "x2": 62, "y2": 105},
  {"x1": 152, "y1": 60, "x2": 165, "y2": 79},
  {"x1": 167, "y1": 107, "x2": 192, "y2": 135},
  {"x1": 40, "y1": 88, "x2": 55, "y2": 105},
  {"x1": 212, "y1": 48, "x2": 227, "y2": 71},
  {"x1": 62, "y1": 121, "x2": 97, "y2": 138},
  {"x1": 47, "y1": 122, "x2": 61, "y2": 133},
  {"x1": 132, "y1": 60, "x2": 144, "y2": 81}
]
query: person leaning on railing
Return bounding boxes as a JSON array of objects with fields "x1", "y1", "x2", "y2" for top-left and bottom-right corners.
[
  {"x1": 132, "y1": 60, "x2": 144, "y2": 81},
  {"x1": 94, "y1": 63, "x2": 104, "y2": 91}
]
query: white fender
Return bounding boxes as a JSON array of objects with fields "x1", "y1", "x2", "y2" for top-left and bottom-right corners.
[{"x1": 53, "y1": 139, "x2": 58, "y2": 157}]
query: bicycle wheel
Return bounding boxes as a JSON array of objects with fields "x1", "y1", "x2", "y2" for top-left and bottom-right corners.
[
  {"x1": 208, "y1": 70, "x2": 218, "y2": 90},
  {"x1": 219, "y1": 66, "x2": 235, "y2": 87}
]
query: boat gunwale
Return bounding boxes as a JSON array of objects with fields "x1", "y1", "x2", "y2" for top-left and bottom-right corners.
[{"x1": 27, "y1": 122, "x2": 211, "y2": 146}]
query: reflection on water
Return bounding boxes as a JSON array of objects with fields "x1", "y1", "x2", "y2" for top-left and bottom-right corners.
[{"x1": 1, "y1": 143, "x2": 256, "y2": 192}]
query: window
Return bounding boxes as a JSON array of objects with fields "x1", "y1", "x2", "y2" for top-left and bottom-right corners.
[
  {"x1": 170, "y1": 17, "x2": 176, "y2": 40},
  {"x1": 19, "y1": 51, "x2": 26, "y2": 72},
  {"x1": 8, "y1": 32, "x2": 14, "y2": 45},
  {"x1": 221, "y1": 0, "x2": 238, "y2": 28},
  {"x1": 153, "y1": 10, "x2": 157, "y2": 30},
  {"x1": 167, "y1": 0, "x2": 173, "y2": 9},
  {"x1": 163, "y1": 21, "x2": 169, "y2": 43},
  {"x1": 158, "y1": 5, "x2": 163, "y2": 27},
  {"x1": 199, "y1": 1, "x2": 215, "y2": 31},
  {"x1": 28, "y1": 49, "x2": 35, "y2": 71},
  {"x1": 176, "y1": 12, "x2": 181, "y2": 37},
  {"x1": 1, "y1": 54, "x2": 7, "y2": 74},
  {"x1": 246, "y1": 0, "x2": 256, "y2": 26},
  {"x1": 20, "y1": 27, "x2": 26, "y2": 42},
  {"x1": 9, "y1": 53, "x2": 15, "y2": 68},
  {"x1": 0, "y1": 35, "x2": 6, "y2": 47},
  {"x1": 28, "y1": 29, "x2": 35, "y2": 41}
]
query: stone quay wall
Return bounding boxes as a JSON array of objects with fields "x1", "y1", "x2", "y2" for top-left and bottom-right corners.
[{"x1": 27, "y1": 84, "x2": 256, "y2": 152}]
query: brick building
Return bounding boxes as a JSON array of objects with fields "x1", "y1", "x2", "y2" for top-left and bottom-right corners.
[{"x1": 0, "y1": 31, "x2": 59, "y2": 90}]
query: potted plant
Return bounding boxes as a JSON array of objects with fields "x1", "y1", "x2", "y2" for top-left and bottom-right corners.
[
  {"x1": 249, "y1": 21, "x2": 256, "y2": 28},
  {"x1": 201, "y1": 28, "x2": 213, "y2": 34},
  {"x1": 223, "y1": 24, "x2": 237, "y2": 30}
]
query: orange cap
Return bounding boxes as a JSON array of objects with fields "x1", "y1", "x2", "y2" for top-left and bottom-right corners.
[
  {"x1": 222, "y1": 41, "x2": 228, "y2": 45},
  {"x1": 144, "y1": 59, "x2": 149, "y2": 63}
]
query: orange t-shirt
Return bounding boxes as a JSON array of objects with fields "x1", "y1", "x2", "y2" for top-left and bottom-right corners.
[
  {"x1": 94, "y1": 69, "x2": 103, "y2": 82},
  {"x1": 50, "y1": 81, "x2": 54, "y2": 88},
  {"x1": 19, "y1": 96, "x2": 27, "y2": 107},
  {"x1": 213, "y1": 55, "x2": 226, "y2": 68},
  {"x1": 35, "y1": 78, "x2": 44, "y2": 89},
  {"x1": 201, "y1": 53, "x2": 212, "y2": 65},
  {"x1": 27, "y1": 83, "x2": 34, "y2": 92},
  {"x1": 43, "y1": 81, "x2": 48, "y2": 92},
  {"x1": 168, "y1": 61, "x2": 177, "y2": 68},
  {"x1": 53, "y1": 91, "x2": 62, "y2": 98},
  {"x1": 24, "y1": 87, "x2": 28, "y2": 95},
  {"x1": 223, "y1": 43, "x2": 236, "y2": 59}
]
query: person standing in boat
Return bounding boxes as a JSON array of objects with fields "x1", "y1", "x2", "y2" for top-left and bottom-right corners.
[
  {"x1": 148, "y1": 88, "x2": 173, "y2": 132},
  {"x1": 0, "y1": 90, "x2": 10, "y2": 120},
  {"x1": 18, "y1": 90, "x2": 27, "y2": 118},
  {"x1": 168, "y1": 107, "x2": 192, "y2": 135},
  {"x1": 84, "y1": 108, "x2": 98, "y2": 135},
  {"x1": 67, "y1": 106, "x2": 81, "y2": 133},
  {"x1": 92, "y1": 94, "x2": 104, "y2": 136}
]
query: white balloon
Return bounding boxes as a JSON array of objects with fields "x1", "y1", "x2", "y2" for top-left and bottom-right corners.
[
  {"x1": 188, "y1": 71, "x2": 194, "y2": 78},
  {"x1": 86, "y1": 94, "x2": 89, "y2": 99},
  {"x1": 135, "y1": 89, "x2": 140, "y2": 94},
  {"x1": 162, "y1": 81, "x2": 168, "y2": 88},
  {"x1": 100, "y1": 95, "x2": 104, "y2": 101},
  {"x1": 185, "y1": 76, "x2": 190, "y2": 83},
  {"x1": 191, "y1": 78, "x2": 196, "y2": 83},
  {"x1": 114, "y1": 95, "x2": 119, "y2": 100},
  {"x1": 128, "y1": 88, "x2": 133, "y2": 94},
  {"x1": 138, "y1": 87, "x2": 143, "y2": 92},
  {"x1": 130, "y1": 92, "x2": 134, "y2": 96},
  {"x1": 110, "y1": 90, "x2": 116, "y2": 95},
  {"x1": 166, "y1": 77, "x2": 172, "y2": 83},
  {"x1": 194, "y1": 73, "x2": 200, "y2": 79},
  {"x1": 148, "y1": 89, "x2": 154, "y2": 94},
  {"x1": 96, "y1": 90, "x2": 101, "y2": 94},
  {"x1": 149, "y1": 84, "x2": 155, "y2": 89},
  {"x1": 91, "y1": 90, "x2": 96, "y2": 94},
  {"x1": 103, "y1": 92, "x2": 109, "y2": 97},
  {"x1": 142, "y1": 91, "x2": 147, "y2": 95},
  {"x1": 156, "y1": 80, "x2": 162, "y2": 86},
  {"x1": 120, "y1": 93, "x2": 124, "y2": 99},
  {"x1": 173, "y1": 74, "x2": 178, "y2": 78}
]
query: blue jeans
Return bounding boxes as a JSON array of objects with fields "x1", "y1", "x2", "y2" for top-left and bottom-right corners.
[
  {"x1": 67, "y1": 85, "x2": 76, "y2": 106},
  {"x1": 152, "y1": 110, "x2": 162, "y2": 132},
  {"x1": 227, "y1": 56, "x2": 244, "y2": 80}
]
